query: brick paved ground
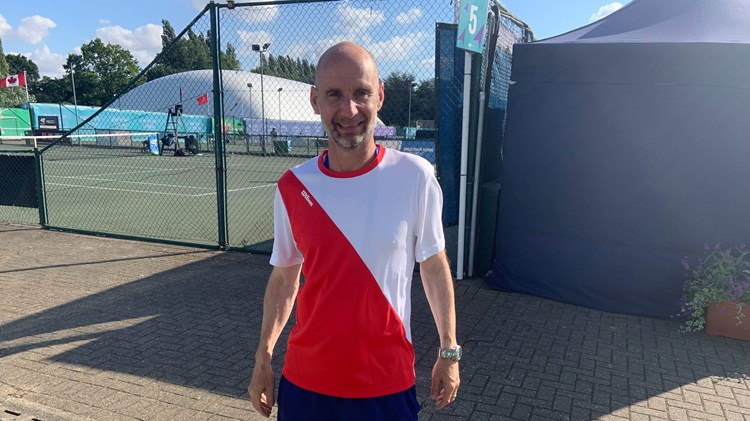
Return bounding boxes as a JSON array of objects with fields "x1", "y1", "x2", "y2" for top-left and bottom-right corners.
[{"x1": 1, "y1": 223, "x2": 749, "y2": 420}]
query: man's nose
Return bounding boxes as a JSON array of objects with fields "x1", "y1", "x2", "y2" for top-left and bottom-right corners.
[{"x1": 338, "y1": 97, "x2": 358, "y2": 117}]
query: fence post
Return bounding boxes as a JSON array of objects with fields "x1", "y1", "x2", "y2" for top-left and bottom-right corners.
[
  {"x1": 210, "y1": 2, "x2": 228, "y2": 249},
  {"x1": 34, "y1": 148, "x2": 48, "y2": 226}
]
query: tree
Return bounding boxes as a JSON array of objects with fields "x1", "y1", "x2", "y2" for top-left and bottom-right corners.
[
  {"x1": 6, "y1": 54, "x2": 40, "y2": 83},
  {"x1": 380, "y1": 72, "x2": 417, "y2": 127},
  {"x1": 0, "y1": 39, "x2": 7, "y2": 76},
  {"x1": 0, "y1": 38, "x2": 32, "y2": 107},
  {"x1": 412, "y1": 78, "x2": 436, "y2": 124},
  {"x1": 64, "y1": 38, "x2": 142, "y2": 106},
  {"x1": 221, "y1": 43, "x2": 240, "y2": 71},
  {"x1": 147, "y1": 19, "x2": 241, "y2": 81},
  {"x1": 33, "y1": 76, "x2": 68, "y2": 104},
  {"x1": 250, "y1": 53, "x2": 315, "y2": 84}
]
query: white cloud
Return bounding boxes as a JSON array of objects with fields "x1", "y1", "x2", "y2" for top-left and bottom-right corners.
[
  {"x1": 95, "y1": 23, "x2": 163, "y2": 66},
  {"x1": 16, "y1": 15, "x2": 56, "y2": 45},
  {"x1": 238, "y1": 5, "x2": 279, "y2": 23},
  {"x1": 421, "y1": 56, "x2": 435, "y2": 68},
  {"x1": 589, "y1": 2, "x2": 623, "y2": 22},
  {"x1": 336, "y1": 4, "x2": 385, "y2": 36},
  {"x1": 237, "y1": 30, "x2": 274, "y2": 56},
  {"x1": 0, "y1": 15, "x2": 12, "y2": 38},
  {"x1": 28, "y1": 44, "x2": 66, "y2": 77},
  {"x1": 395, "y1": 8, "x2": 422, "y2": 25},
  {"x1": 368, "y1": 32, "x2": 428, "y2": 61}
]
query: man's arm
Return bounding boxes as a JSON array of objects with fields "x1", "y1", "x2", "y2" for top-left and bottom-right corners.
[
  {"x1": 420, "y1": 249, "x2": 460, "y2": 410},
  {"x1": 248, "y1": 263, "x2": 302, "y2": 418}
]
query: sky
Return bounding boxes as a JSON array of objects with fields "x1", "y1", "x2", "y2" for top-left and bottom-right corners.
[{"x1": 0, "y1": 0, "x2": 632, "y2": 78}]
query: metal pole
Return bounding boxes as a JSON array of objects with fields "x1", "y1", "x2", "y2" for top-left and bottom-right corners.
[
  {"x1": 251, "y1": 82, "x2": 253, "y2": 153},
  {"x1": 209, "y1": 3, "x2": 228, "y2": 249},
  {"x1": 468, "y1": 91, "x2": 486, "y2": 277},
  {"x1": 277, "y1": 87, "x2": 282, "y2": 134},
  {"x1": 408, "y1": 84, "x2": 413, "y2": 130},
  {"x1": 260, "y1": 53, "x2": 266, "y2": 154},
  {"x1": 71, "y1": 67, "x2": 80, "y2": 145},
  {"x1": 457, "y1": 51, "x2": 472, "y2": 280}
]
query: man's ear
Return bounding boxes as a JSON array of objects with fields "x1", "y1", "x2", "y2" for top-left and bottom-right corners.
[
  {"x1": 377, "y1": 81, "x2": 384, "y2": 111},
  {"x1": 310, "y1": 86, "x2": 320, "y2": 115}
]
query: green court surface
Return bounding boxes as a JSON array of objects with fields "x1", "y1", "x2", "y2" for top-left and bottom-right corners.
[{"x1": 38, "y1": 145, "x2": 307, "y2": 250}]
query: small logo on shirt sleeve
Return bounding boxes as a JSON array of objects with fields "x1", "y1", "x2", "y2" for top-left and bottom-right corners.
[{"x1": 301, "y1": 190, "x2": 314, "y2": 206}]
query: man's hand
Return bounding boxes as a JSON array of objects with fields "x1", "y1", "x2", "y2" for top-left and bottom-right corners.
[
  {"x1": 429, "y1": 357, "x2": 460, "y2": 410},
  {"x1": 248, "y1": 355, "x2": 276, "y2": 418}
]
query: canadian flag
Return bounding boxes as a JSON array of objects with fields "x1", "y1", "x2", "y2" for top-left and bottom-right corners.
[
  {"x1": 0, "y1": 73, "x2": 26, "y2": 88},
  {"x1": 197, "y1": 93, "x2": 208, "y2": 105}
]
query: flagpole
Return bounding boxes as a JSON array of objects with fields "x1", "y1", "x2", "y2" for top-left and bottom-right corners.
[{"x1": 23, "y1": 71, "x2": 29, "y2": 103}]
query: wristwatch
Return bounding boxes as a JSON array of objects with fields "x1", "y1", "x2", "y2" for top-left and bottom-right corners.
[{"x1": 438, "y1": 345, "x2": 462, "y2": 362}]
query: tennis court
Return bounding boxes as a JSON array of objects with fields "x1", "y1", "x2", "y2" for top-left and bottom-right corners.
[{"x1": 38, "y1": 140, "x2": 307, "y2": 250}]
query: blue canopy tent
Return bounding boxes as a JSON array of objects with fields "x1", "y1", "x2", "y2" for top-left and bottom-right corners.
[{"x1": 487, "y1": 0, "x2": 750, "y2": 317}]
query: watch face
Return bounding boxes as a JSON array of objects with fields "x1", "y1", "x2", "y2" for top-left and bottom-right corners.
[{"x1": 440, "y1": 346, "x2": 462, "y2": 361}]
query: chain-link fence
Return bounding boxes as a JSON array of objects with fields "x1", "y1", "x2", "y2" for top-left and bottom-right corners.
[
  {"x1": 17, "y1": 0, "x2": 530, "y2": 257},
  {"x1": 0, "y1": 149, "x2": 40, "y2": 225}
]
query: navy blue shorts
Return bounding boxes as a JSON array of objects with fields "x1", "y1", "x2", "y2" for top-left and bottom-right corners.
[{"x1": 277, "y1": 375, "x2": 420, "y2": 421}]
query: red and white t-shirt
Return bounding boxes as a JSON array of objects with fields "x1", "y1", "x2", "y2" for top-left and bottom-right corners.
[{"x1": 270, "y1": 145, "x2": 445, "y2": 398}]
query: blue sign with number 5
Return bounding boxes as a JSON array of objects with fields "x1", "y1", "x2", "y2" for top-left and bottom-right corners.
[{"x1": 457, "y1": 0, "x2": 489, "y2": 53}]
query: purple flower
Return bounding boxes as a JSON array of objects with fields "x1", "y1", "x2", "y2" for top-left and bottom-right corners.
[
  {"x1": 704, "y1": 243, "x2": 711, "y2": 251},
  {"x1": 681, "y1": 257, "x2": 690, "y2": 270}
]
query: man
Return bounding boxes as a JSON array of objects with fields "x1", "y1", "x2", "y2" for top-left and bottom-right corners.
[{"x1": 248, "y1": 41, "x2": 460, "y2": 420}]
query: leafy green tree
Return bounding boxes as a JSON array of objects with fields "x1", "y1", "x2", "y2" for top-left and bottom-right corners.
[
  {"x1": 380, "y1": 72, "x2": 417, "y2": 127},
  {"x1": 221, "y1": 43, "x2": 240, "y2": 71},
  {"x1": 6, "y1": 54, "x2": 40, "y2": 83},
  {"x1": 412, "y1": 78, "x2": 436, "y2": 124},
  {"x1": 0, "y1": 38, "x2": 33, "y2": 107},
  {"x1": 33, "y1": 76, "x2": 68, "y2": 104},
  {"x1": 0, "y1": 39, "x2": 7, "y2": 76},
  {"x1": 64, "y1": 38, "x2": 142, "y2": 106},
  {"x1": 147, "y1": 19, "x2": 240, "y2": 81},
  {"x1": 379, "y1": 73, "x2": 436, "y2": 128},
  {"x1": 250, "y1": 53, "x2": 315, "y2": 84}
]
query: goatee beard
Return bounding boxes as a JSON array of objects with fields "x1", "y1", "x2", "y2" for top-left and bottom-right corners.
[{"x1": 332, "y1": 133, "x2": 366, "y2": 150}]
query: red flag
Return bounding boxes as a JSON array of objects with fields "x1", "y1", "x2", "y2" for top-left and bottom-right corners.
[
  {"x1": 0, "y1": 73, "x2": 26, "y2": 88},
  {"x1": 197, "y1": 93, "x2": 208, "y2": 105}
]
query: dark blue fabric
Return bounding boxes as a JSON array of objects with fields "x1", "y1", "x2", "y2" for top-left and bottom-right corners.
[
  {"x1": 436, "y1": 23, "x2": 464, "y2": 226},
  {"x1": 277, "y1": 375, "x2": 419, "y2": 421},
  {"x1": 487, "y1": 38, "x2": 750, "y2": 317}
]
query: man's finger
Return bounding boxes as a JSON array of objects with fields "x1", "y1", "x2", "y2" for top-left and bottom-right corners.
[{"x1": 429, "y1": 377, "x2": 441, "y2": 399}]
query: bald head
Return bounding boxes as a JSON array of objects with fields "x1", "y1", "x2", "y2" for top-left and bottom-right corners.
[{"x1": 314, "y1": 42, "x2": 379, "y2": 86}]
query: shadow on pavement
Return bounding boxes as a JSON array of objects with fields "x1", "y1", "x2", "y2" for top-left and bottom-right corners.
[{"x1": 1, "y1": 228, "x2": 749, "y2": 419}]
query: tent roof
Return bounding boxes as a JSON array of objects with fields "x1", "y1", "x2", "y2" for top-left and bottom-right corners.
[{"x1": 539, "y1": 0, "x2": 750, "y2": 44}]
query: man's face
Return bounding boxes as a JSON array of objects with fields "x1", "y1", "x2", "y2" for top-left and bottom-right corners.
[{"x1": 310, "y1": 54, "x2": 384, "y2": 150}]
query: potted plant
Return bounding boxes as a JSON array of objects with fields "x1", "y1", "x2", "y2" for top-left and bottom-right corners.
[{"x1": 677, "y1": 243, "x2": 750, "y2": 340}]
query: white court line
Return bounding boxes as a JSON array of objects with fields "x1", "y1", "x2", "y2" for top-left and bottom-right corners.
[
  {"x1": 195, "y1": 183, "x2": 277, "y2": 196},
  {"x1": 49, "y1": 166, "x2": 210, "y2": 179},
  {"x1": 46, "y1": 175, "x2": 215, "y2": 191},
  {"x1": 47, "y1": 183, "x2": 206, "y2": 197},
  {"x1": 47, "y1": 182, "x2": 277, "y2": 198}
]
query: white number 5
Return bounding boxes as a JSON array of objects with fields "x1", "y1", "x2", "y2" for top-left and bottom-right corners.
[{"x1": 468, "y1": 5, "x2": 479, "y2": 34}]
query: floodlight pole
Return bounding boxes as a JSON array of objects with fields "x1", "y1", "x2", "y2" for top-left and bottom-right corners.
[
  {"x1": 408, "y1": 82, "x2": 417, "y2": 131},
  {"x1": 252, "y1": 43, "x2": 271, "y2": 153},
  {"x1": 247, "y1": 82, "x2": 253, "y2": 152},
  {"x1": 277, "y1": 87, "x2": 283, "y2": 134},
  {"x1": 71, "y1": 65, "x2": 80, "y2": 145}
]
